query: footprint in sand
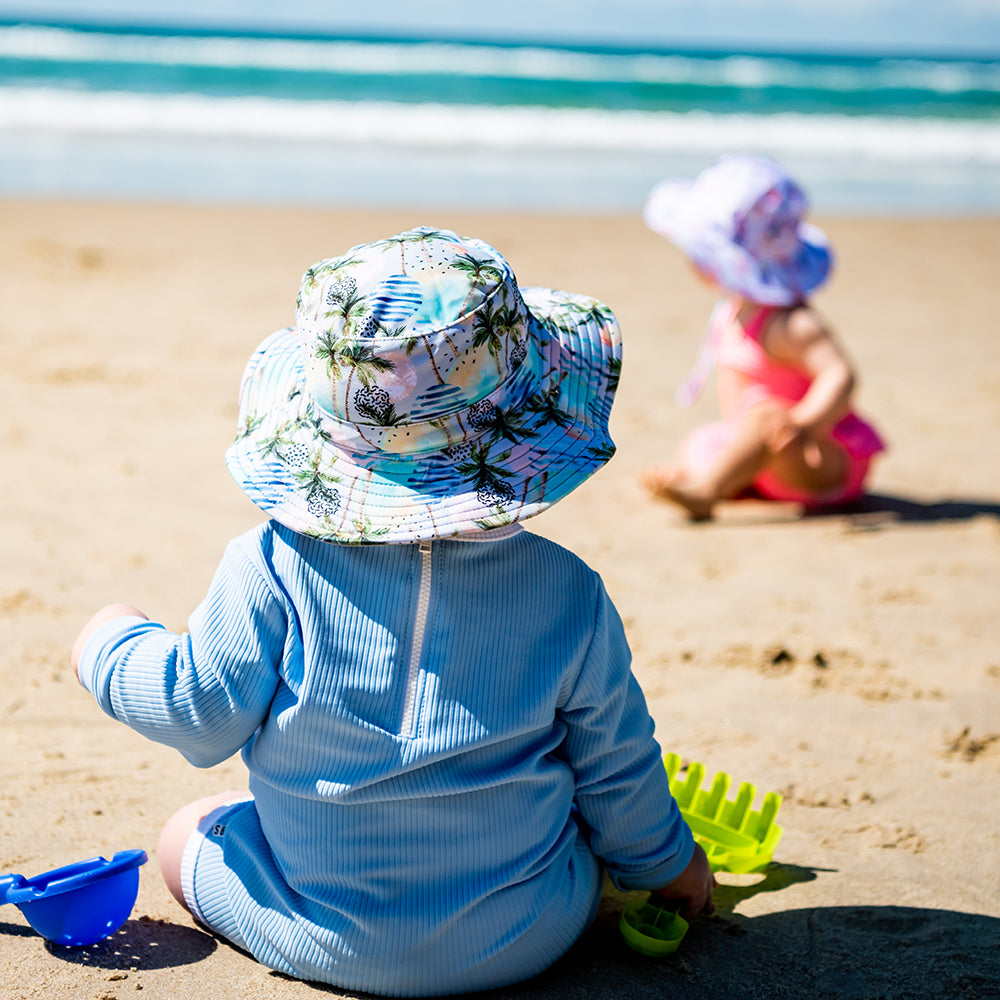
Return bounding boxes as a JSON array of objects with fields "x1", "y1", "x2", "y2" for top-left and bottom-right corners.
[
  {"x1": 719, "y1": 642, "x2": 946, "y2": 702},
  {"x1": 944, "y1": 726, "x2": 1000, "y2": 762}
]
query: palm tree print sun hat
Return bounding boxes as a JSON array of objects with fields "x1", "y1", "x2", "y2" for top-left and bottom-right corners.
[
  {"x1": 643, "y1": 153, "x2": 832, "y2": 306},
  {"x1": 225, "y1": 227, "x2": 622, "y2": 543}
]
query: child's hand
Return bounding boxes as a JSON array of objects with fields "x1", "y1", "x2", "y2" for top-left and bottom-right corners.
[
  {"x1": 764, "y1": 410, "x2": 804, "y2": 455},
  {"x1": 71, "y1": 603, "x2": 148, "y2": 682},
  {"x1": 765, "y1": 412, "x2": 825, "y2": 468},
  {"x1": 650, "y1": 843, "x2": 717, "y2": 921}
]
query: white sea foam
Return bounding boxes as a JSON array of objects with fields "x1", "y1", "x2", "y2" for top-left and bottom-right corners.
[
  {"x1": 2, "y1": 86, "x2": 999, "y2": 165},
  {"x1": 1, "y1": 24, "x2": 999, "y2": 94}
]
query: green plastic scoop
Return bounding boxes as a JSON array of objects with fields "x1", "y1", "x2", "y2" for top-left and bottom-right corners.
[{"x1": 619, "y1": 895, "x2": 688, "y2": 957}]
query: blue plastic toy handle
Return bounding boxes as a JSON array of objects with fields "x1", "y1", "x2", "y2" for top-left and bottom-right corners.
[
  {"x1": 0, "y1": 873, "x2": 27, "y2": 905},
  {"x1": 1, "y1": 850, "x2": 147, "y2": 906}
]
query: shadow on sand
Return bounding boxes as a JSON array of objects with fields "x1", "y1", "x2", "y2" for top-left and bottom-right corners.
[
  {"x1": 706, "y1": 491, "x2": 1000, "y2": 528},
  {"x1": 16, "y1": 863, "x2": 994, "y2": 998},
  {"x1": 250, "y1": 865, "x2": 1000, "y2": 1000},
  {"x1": 39, "y1": 915, "x2": 217, "y2": 971},
  {"x1": 480, "y1": 864, "x2": 1000, "y2": 1000},
  {"x1": 811, "y1": 492, "x2": 1000, "y2": 527}
]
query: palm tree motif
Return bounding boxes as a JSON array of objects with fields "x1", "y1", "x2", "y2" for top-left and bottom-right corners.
[
  {"x1": 456, "y1": 443, "x2": 517, "y2": 507},
  {"x1": 607, "y1": 357, "x2": 622, "y2": 394},
  {"x1": 322, "y1": 284, "x2": 367, "y2": 331},
  {"x1": 257, "y1": 416, "x2": 303, "y2": 462},
  {"x1": 492, "y1": 302, "x2": 525, "y2": 359},
  {"x1": 470, "y1": 298, "x2": 506, "y2": 360},
  {"x1": 335, "y1": 343, "x2": 396, "y2": 382},
  {"x1": 473, "y1": 511, "x2": 519, "y2": 530},
  {"x1": 524, "y1": 383, "x2": 572, "y2": 428},
  {"x1": 292, "y1": 462, "x2": 342, "y2": 519},
  {"x1": 333, "y1": 466, "x2": 376, "y2": 536},
  {"x1": 589, "y1": 441, "x2": 617, "y2": 463},
  {"x1": 306, "y1": 247, "x2": 367, "y2": 291},
  {"x1": 310, "y1": 279, "x2": 370, "y2": 391},
  {"x1": 315, "y1": 331, "x2": 345, "y2": 383},
  {"x1": 385, "y1": 229, "x2": 448, "y2": 272},
  {"x1": 468, "y1": 399, "x2": 539, "y2": 446},
  {"x1": 449, "y1": 252, "x2": 506, "y2": 315},
  {"x1": 298, "y1": 264, "x2": 327, "y2": 300},
  {"x1": 468, "y1": 298, "x2": 526, "y2": 371},
  {"x1": 524, "y1": 468, "x2": 548, "y2": 507},
  {"x1": 236, "y1": 409, "x2": 266, "y2": 440},
  {"x1": 340, "y1": 517, "x2": 391, "y2": 544},
  {"x1": 327, "y1": 342, "x2": 396, "y2": 423},
  {"x1": 399, "y1": 330, "x2": 449, "y2": 391}
]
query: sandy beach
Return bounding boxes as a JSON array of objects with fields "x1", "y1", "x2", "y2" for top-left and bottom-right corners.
[{"x1": 1, "y1": 199, "x2": 998, "y2": 1000}]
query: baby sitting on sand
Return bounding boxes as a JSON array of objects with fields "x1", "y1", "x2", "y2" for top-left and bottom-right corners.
[
  {"x1": 641, "y1": 153, "x2": 886, "y2": 520},
  {"x1": 71, "y1": 227, "x2": 714, "y2": 996}
]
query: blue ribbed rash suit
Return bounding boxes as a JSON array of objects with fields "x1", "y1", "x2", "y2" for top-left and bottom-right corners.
[{"x1": 78, "y1": 521, "x2": 693, "y2": 995}]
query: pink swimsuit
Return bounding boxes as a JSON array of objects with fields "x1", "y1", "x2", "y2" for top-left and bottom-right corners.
[{"x1": 679, "y1": 299, "x2": 886, "y2": 505}]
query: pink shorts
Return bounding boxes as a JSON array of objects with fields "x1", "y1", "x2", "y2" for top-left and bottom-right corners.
[{"x1": 677, "y1": 420, "x2": 874, "y2": 507}]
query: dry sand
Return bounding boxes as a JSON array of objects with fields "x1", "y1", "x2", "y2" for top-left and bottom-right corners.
[{"x1": 1, "y1": 199, "x2": 998, "y2": 1000}]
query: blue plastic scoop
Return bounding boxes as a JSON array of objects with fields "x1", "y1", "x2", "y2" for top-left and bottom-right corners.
[{"x1": 1, "y1": 849, "x2": 147, "y2": 947}]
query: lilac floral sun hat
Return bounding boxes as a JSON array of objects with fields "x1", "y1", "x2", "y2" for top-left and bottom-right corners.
[
  {"x1": 225, "y1": 227, "x2": 622, "y2": 544},
  {"x1": 643, "y1": 153, "x2": 832, "y2": 305}
]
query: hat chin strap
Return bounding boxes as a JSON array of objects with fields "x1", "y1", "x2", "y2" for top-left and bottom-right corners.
[{"x1": 675, "y1": 300, "x2": 728, "y2": 409}]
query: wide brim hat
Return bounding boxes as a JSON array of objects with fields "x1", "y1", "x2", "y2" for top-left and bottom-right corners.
[
  {"x1": 226, "y1": 227, "x2": 621, "y2": 544},
  {"x1": 643, "y1": 154, "x2": 832, "y2": 305}
]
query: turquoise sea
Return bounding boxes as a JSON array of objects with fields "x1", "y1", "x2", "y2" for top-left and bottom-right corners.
[{"x1": 1, "y1": 20, "x2": 998, "y2": 213}]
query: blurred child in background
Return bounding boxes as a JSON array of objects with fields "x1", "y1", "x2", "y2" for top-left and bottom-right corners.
[{"x1": 642, "y1": 153, "x2": 886, "y2": 520}]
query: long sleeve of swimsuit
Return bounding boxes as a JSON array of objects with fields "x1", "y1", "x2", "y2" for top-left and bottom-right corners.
[
  {"x1": 557, "y1": 585, "x2": 694, "y2": 889},
  {"x1": 77, "y1": 538, "x2": 287, "y2": 768}
]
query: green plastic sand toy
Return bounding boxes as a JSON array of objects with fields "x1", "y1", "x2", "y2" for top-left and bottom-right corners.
[
  {"x1": 665, "y1": 752, "x2": 784, "y2": 874},
  {"x1": 619, "y1": 895, "x2": 688, "y2": 957},
  {"x1": 620, "y1": 754, "x2": 784, "y2": 957}
]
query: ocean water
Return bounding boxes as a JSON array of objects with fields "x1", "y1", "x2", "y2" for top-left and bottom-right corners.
[{"x1": 1, "y1": 20, "x2": 998, "y2": 214}]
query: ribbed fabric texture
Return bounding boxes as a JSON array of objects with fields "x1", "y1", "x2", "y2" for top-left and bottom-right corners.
[{"x1": 78, "y1": 523, "x2": 693, "y2": 996}]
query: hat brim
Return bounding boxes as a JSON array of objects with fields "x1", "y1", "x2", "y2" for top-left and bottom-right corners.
[
  {"x1": 225, "y1": 288, "x2": 621, "y2": 543},
  {"x1": 642, "y1": 177, "x2": 694, "y2": 244},
  {"x1": 644, "y1": 179, "x2": 833, "y2": 305},
  {"x1": 690, "y1": 222, "x2": 832, "y2": 305}
]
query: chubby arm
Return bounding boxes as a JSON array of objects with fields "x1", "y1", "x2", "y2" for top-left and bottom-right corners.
[
  {"x1": 764, "y1": 306, "x2": 856, "y2": 443},
  {"x1": 558, "y1": 581, "x2": 711, "y2": 916},
  {"x1": 72, "y1": 603, "x2": 148, "y2": 680},
  {"x1": 73, "y1": 538, "x2": 286, "y2": 768}
]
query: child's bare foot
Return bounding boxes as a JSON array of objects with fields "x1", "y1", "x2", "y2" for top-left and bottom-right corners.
[{"x1": 640, "y1": 467, "x2": 715, "y2": 521}]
